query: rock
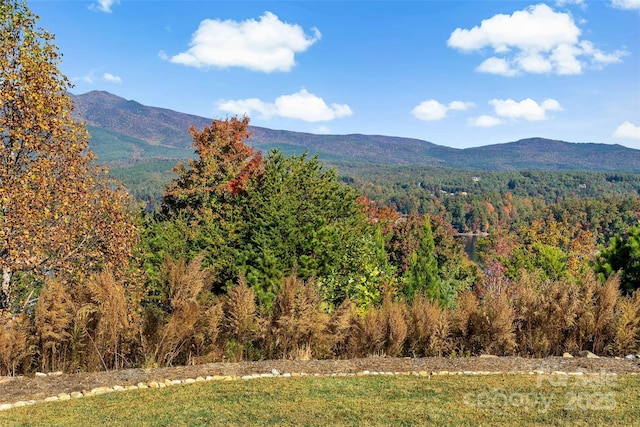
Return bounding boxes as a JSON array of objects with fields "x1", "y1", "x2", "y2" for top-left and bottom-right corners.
[
  {"x1": 35, "y1": 372, "x2": 47, "y2": 378},
  {"x1": 164, "y1": 379, "x2": 174, "y2": 386},
  {"x1": 184, "y1": 378, "x2": 196, "y2": 384},
  {"x1": 271, "y1": 369, "x2": 281, "y2": 376},
  {"x1": 58, "y1": 393, "x2": 71, "y2": 401},
  {"x1": 0, "y1": 403, "x2": 14, "y2": 411},
  {"x1": 479, "y1": 354, "x2": 498, "y2": 358},
  {"x1": 137, "y1": 382, "x2": 149, "y2": 389},
  {"x1": 125, "y1": 385, "x2": 139, "y2": 391},
  {"x1": 625, "y1": 354, "x2": 636, "y2": 360},
  {"x1": 44, "y1": 396, "x2": 59, "y2": 402},
  {"x1": 49, "y1": 371, "x2": 63, "y2": 376},
  {"x1": 112, "y1": 385, "x2": 126, "y2": 391},
  {"x1": 13, "y1": 401, "x2": 26, "y2": 408},
  {"x1": 577, "y1": 350, "x2": 599, "y2": 359},
  {"x1": 282, "y1": 373, "x2": 292, "y2": 378},
  {"x1": 148, "y1": 381, "x2": 160, "y2": 388},
  {"x1": 70, "y1": 392, "x2": 83, "y2": 399},
  {"x1": 563, "y1": 352, "x2": 573, "y2": 358},
  {"x1": 91, "y1": 386, "x2": 111, "y2": 395},
  {"x1": 195, "y1": 377, "x2": 205, "y2": 382}
]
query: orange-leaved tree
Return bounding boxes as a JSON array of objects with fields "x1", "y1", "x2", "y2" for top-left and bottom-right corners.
[
  {"x1": 0, "y1": 0, "x2": 138, "y2": 312},
  {"x1": 162, "y1": 116, "x2": 263, "y2": 219}
]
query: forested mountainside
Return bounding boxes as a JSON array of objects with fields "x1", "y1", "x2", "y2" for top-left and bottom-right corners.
[{"x1": 72, "y1": 91, "x2": 640, "y2": 172}]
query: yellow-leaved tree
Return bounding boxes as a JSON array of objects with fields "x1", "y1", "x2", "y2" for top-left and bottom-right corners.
[{"x1": 0, "y1": 0, "x2": 138, "y2": 312}]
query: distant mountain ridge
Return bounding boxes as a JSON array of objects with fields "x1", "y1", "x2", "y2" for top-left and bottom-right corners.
[{"x1": 70, "y1": 91, "x2": 640, "y2": 172}]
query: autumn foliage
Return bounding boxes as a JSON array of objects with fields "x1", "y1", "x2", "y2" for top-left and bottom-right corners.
[
  {"x1": 0, "y1": 1, "x2": 138, "y2": 312},
  {"x1": 0, "y1": 1, "x2": 638, "y2": 377},
  {"x1": 162, "y1": 116, "x2": 263, "y2": 218}
]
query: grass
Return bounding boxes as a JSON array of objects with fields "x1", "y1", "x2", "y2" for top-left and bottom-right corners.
[{"x1": 1, "y1": 374, "x2": 638, "y2": 426}]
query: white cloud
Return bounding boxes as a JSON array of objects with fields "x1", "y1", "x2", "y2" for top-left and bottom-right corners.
[
  {"x1": 476, "y1": 57, "x2": 518, "y2": 76},
  {"x1": 102, "y1": 72, "x2": 122, "y2": 83},
  {"x1": 613, "y1": 121, "x2": 640, "y2": 139},
  {"x1": 411, "y1": 99, "x2": 474, "y2": 121},
  {"x1": 217, "y1": 89, "x2": 352, "y2": 122},
  {"x1": 168, "y1": 12, "x2": 321, "y2": 73},
  {"x1": 448, "y1": 4, "x2": 627, "y2": 75},
  {"x1": 412, "y1": 100, "x2": 448, "y2": 121},
  {"x1": 468, "y1": 115, "x2": 502, "y2": 127},
  {"x1": 314, "y1": 126, "x2": 332, "y2": 134},
  {"x1": 74, "y1": 70, "x2": 122, "y2": 84},
  {"x1": 89, "y1": 0, "x2": 119, "y2": 13},
  {"x1": 555, "y1": 0, "x2": 586, "y2": 7},
  {"x1": 448, "y1": 101, "x2": 475, "y2": 111},
  {"x1": 217, "y1": 98, "x2": 275, "y2": 118},
  {"x1": 611, "y1": 0, "x2": 640, "y2": 10},
  {"x1": 489, "y1": 98, "x2": 563, "y2": 121}
]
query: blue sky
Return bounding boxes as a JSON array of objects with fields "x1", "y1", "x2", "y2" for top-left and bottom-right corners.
[{"x1": 30, "y1": 0, "x2": 640, "y2": 149}]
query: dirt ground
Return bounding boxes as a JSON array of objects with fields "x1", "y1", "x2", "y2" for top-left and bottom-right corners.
[{"x1": 1, "y1": 356, "x2": 639, "y2": 405}]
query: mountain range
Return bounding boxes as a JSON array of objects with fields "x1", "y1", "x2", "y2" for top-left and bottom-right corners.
[{"x1": 70, "y1": 91, "x2": 640, "y2": 172}]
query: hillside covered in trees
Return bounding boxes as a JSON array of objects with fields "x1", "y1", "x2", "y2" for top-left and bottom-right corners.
[{"x1": 1, "y1": 1, "x2": 639, "y2": 376}]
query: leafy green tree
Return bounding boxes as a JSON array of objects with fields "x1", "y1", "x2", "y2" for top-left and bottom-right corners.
[
  {"x1": 240, "y1": 150, "x2": 367, "y2": 305},
  {"x1": 154, "y1": 116, "x2": 263, "y2": 289},
  {"x1": 402, "y1": 215, "x2": 440, "y2": 302},
  {"x1": 596, "y1": 224, "x2": 640, "y2": 294},
  {"x1": 320, "y1": 225, "x2": 397, "y2": 309}
]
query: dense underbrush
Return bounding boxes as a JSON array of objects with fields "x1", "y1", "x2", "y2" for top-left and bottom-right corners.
[{"x1": 1, "y1": 261, "x2": 638, "y2": 376}]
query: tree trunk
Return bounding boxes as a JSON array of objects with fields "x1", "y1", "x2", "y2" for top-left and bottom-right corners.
[{"x1": 1, "y1": 267, "x2": 11, "y2": 310}]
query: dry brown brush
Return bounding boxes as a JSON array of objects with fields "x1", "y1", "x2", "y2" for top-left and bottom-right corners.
[
  {"x1": 142, "y1": 255, "x2": 216, "y2": 367},
  {"x1": 263, "y1": 274, "x2": 330, "y2": 360},
  {"x1": 0, "y1": 313, "x2": 31, "y2": 376}
]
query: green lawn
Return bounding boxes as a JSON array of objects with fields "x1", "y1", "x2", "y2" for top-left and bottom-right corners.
[{"x1": 1, "y1": 374, "x2": 638, "y2": 426}]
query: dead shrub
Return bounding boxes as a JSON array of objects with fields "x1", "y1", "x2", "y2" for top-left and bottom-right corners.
[
  {"x1": 407, "y1": 295, "x2": 450, "y2": 357},
  {"x1": 80, "y1": 268, "x2": 133, "y2": 370},
  {"x1": 0, "y1": 314, "x2": 32, "y2": 376},
  {"x1": 610, "y1": 291, "x2": 640, "y2": 355},
  {"x1": 223, "y1": 277, "x2": 258, "y2": 361},
  {"x1": 265, "y1": 274, "x2": 329, "y2": 360},
  {"x1": 568, "y1": 273, "x2": 597, "y2": 353},
  {"x1": 350, "y1": 296, "x2": 407, "y2": 357},
  {"x1": 326, "y1": 298, "x2": 357, "y2": 358},
  {"x1": 511, "y1": 272, "x2": 579, "y2": 356},
  {"x1": 592, "y1": 274, "x2": 620, "y2": 355},
  {"x1": 143, "y1": 255, "x2": 211, "y2": 367},
  {"x1": 450, "y1": 290, "x2": 479, "y2": 354},
  {"x1": 470, "y1": 290, "x2": 516, "y2": 356},
  {"x1": 380, "y1": 296, "x2": 407, "y2": 357},
  {"x1": 35, "y1": 277, "x2": 73, "y2": 372},
  {"x1": 350, "y1": 307, "x2": 385, "y2": 357}
]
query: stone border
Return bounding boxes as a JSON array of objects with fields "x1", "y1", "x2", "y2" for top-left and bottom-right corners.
[{"x1": 0, "y1": 369, "x2": 637, "y2": 412}]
